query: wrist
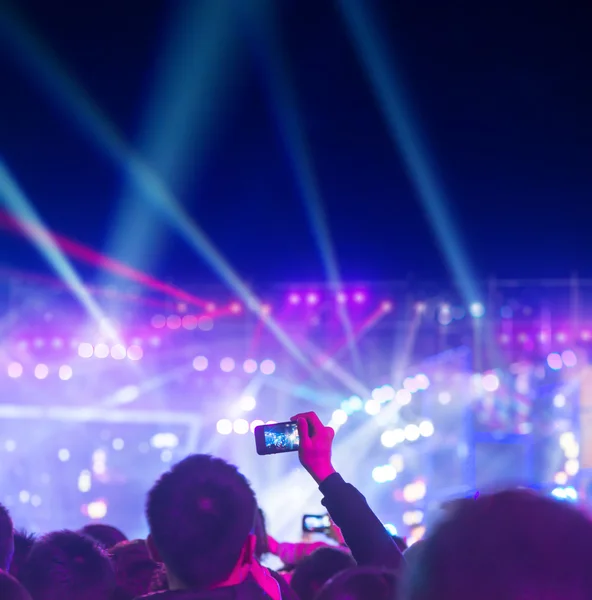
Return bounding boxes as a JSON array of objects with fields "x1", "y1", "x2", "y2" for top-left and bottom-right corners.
[{"x1": 309, "y1": 463, "x2": 336, "y2": 485}]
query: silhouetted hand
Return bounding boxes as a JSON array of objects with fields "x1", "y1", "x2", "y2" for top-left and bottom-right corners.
[
  {"x1": 291, "y1": 411, "x2": 336, "y2": 485},
  {"x1": 250, "y1": 561, "x2": 281, "y2": 600}
]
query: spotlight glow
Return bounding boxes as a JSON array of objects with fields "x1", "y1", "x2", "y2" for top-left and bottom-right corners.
[
  {"x1": 233, "y1": 419, "x2": 249, "y2": 435},
  {"x1": 229, "y1": 302, "x2": 242, "y2": 314},
  {"x1": 381, "y1": 430, "x2": 398, "y2": 448},
  {"x1": 110, "y1": 344, "x2": 126, "y2": 360},
  {"x1": 239, "y1": 396, "x2": 257, "y2": 411},
  {"x1": 469, "y1": 302, "x2": 485, "y2": 318},
  {"x1": 94, "y1": 343, "x2": 110, "y2": 359},
  {"x1": 306, "y1": 292, "x2": 320, "y2": 305},
  {"x1": 216, "y1": 419, "x2": 232, "y2": 435},
  {"x1": 58, "y1": 365, "x2": 73, "y2": 381},
  {"x1": 396, "y1": 389, "x2": 412, "y2": 405},
  {"x1": 87, "y1": 499, "x2": 108, "y2": 520},
  {"x1": 151, "y1": 314, "x2": 166, "y2": 329},
  {"x1": 243, "y1": 359, "x2": 258, "y2": 374},
  {"x1": 547, "y1": 353, "x2": 563, "y2": 370},
  {"x1": 250, "y1": 419, "x2": 264, "y2": 433},
  {"x1": 34, "y1": 364, "x2": 49, "y2": 380},
  {"x1": 288, "y1": 293, "x2": 301, "y2": 305},
  {"x1": 352, "y1": 291, "x2": 366, "y2": 304},
  {"x1": 127, "y1": 345, "x2": 143, "y2": 361},
  {"x1": 482, "y1": 373, "x2": 500, "y2": 392},
  {"x1": 182, "y1": 315, "x2": 198, "y2": 330},
  {"x1": 167, "y1": 315, "x2": 182, "y2": 329},
  {"x1": 7, "y1": 362, "x2": 23, "y2": 378},
  {"x1": 553, "y1": 394, "x2": 566, "y2": 408},
  {"x1": 419, "y1": 420, "x2": 435, "y2": 437},
  {"x1": 331, "y1": 409, "x2": 348, "y2": 425},
  {"x1": 414, "y1": 374, "x2": 430, "y2": 390},
  {"x1": 438, "y1": 391, "x2": 451, "y2": 405},
  {"x1": 364, "y1": 399, "x2": 381, "y2": 415},
  {"x1": 372, "y1": 464, "x2": 397, "y2": 483},
  {"x1": 380, "y1": 300, "x2": 393, "y2": 312},
  {"x1": 403, "y1": 377, "x2": 419, "y2": 393},
  {"x1": 260, "y1": 360, "x2": 276, "y2": 375},
  {"x1": 78, "y1": 343, "x2": 94, "y2": 358},
  {"x1": 193, "y1": 356, "x2": 208, "y2": 371},
  {"x1": 220, "y1": 357, "x2": 235, "y2": 372},
  {"x1": 562, "y1": 350, "x2": 577, "y2": 368},
  {"x1": 404, "y1": 424, "x2": 420, "y2": 442},
  {"x1": 336, "y1": 291, "x2": 348, "y2": 304}
]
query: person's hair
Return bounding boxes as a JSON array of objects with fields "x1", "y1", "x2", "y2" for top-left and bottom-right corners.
[
  {"x1": 404, "y1": 489, "x2": 592, "y2": 600},
  {"x1": 146, "y1": 454, "x2": 257, "y2": 589},
  {"x1": 0, "y1": 502, "x2": 14, "y2": 571},
  {"x1": 80, "y1": 525, "x2": 127, "y2": 550},
  {"x1": 21, "y1": 530, "x2": 115, "y2": 600},
  {"x1": 10, "y1": 530, "x2": 36, "y2": 581},
  {"x1": 0, "y1": 571, "x2": 32, "y2": 600},
  {"x1": 254, "y1": 508, "x2": 269, "y2": 559},
  {"x1": 109, "y1": 540, "x2": 158, "y2": 599},
  {"x1": 290, "y1": 547, "x2": 356, "y2": 600},
  {"x1": 315, "y1": 567, "x2": 397, "y2": 600}
]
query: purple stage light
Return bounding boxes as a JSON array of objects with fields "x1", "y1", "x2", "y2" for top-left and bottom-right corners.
[
  {"x1": 167, "y1": 315, "x2": 182, "y2": 329},
  {"x1": 7, "y1": 362, "x2": 23, "y2": 378},
  {"x1": 243, "y1": 359, "x2": 258, "y2": 374},
  {"x1": 193, "y1": 356, "x2": 208, "y2": 371},
  {"x1": 182, "y1": 315, "x2": 198, "y2": 330},
  {"x1": 229, "y1": 302, "x2": 242, "y2": 314},
  {"x1": 336, "y1": 291, "x2": 348, "y2": 304},
  {"x1": 127, "y1": 345, "x2": 143, "y2": 361},
  {"x1": 381, "y1": 300, "x2": 393, "y2": 312},
  {"x1": 288, "y1": 293, "x2": 301, "y2": 305},
  {"x1": 547, "y1": 353, "x2": 562, "y2": 370},
  {"x1": 151, "y1": 314, "x2": 166, "y2": 329},
  {"x1": 220, "y1": 357, "x2": 235, "y2": 372},
  {"x1": 306, "y1": 292, "x2": 319, "y2": 306},
  {"x1": 353, "y1": 291, "x2": 366, "y2": 304}
]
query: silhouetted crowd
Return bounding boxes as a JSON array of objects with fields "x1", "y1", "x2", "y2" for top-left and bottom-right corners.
[{"x1": 2, "y1": 411, "x2": 592, "y2": 600}]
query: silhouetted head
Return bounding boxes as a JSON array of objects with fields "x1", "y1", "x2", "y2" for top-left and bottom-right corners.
[
  {"x1": 316, "y1": 567, "x2": 397, "y2": 600},
  {"x1": 403, "y1": 489, "x2": 592, "y2": 600},
  {"x1": 0, "y1": 502, "x2": 14, "y2": 571},
  {"x1": 146, "y1": 454, "x2": 257, "y2": 590},
  {"x1": 22, "y1": 530, "x2": 115, "y2": 600},
  {"x1": 9, "y1": 530, "x2": 36, "y2": 581},
  {"x1": 290, "y1": 547, "x2": 356, "y2": 600},
  {"x1": 80, "y1": 524, "x2": 127, "y2": 550},
  {"x1": 109, "y1": 539, "x2": 158, "y2": 599}
]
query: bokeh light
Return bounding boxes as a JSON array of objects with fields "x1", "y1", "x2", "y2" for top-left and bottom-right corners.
[
  {"x1": 127, "y1": 345, "x2": 143, "y2": 361},
  {"x1": 87, "y1": 499, "x2": 108, "y2": 520},
  {"x1": 260, "y1": 360, "x2": 276, "y2": 375},
  {"x1": 364, "y1": 399, "x2": 381, "y2": 415},
  {"x1": 404, "y1": 424, "x2": 420, "y2": 442},
  {"x1": 547, "y1": 353, "x2": 563, "y2": 370},
  {"x1": 193, "y1": 356, "x2": 208, "y2": 371},
  {"x1": 78, "y1": 342, "x2": 94, "y2": 358},
  {"x1": 396, "y1": 389, "x2": 412, "y2": 405},
  {"x1": 110, "y1": 344, "x2": 126, "y2": 360},
  {"x1": 94, "y1": 343, "x2": 110, "y2": 358},
  {"x1": 167, "y1": 315, "x2": 182, "y2": 329},
  {"x1": 469, "y1": 302, "x2": 485, "y2": 318},
  {"x1": 198, "y1": 316, "x2": 214, "y2": 331},
  {"x1": 352, "y1": 291, "x2": 366, "y2": 304},
  {"x1": 562, "y1": 350, "x2": 577, "y2": 368},
  {"x1": 233, "y1": 419, "x2": 249, "y2": 435},
  {"x1": 34, "y1": 364, "x2": 49, "y2": 380},
  {"x1": 250, "y1": 419, "x2": 264, "y2": 433},
  {"x1": 288, "y1": 293, "x2": 301, "y2": 305},
  {"x1": 243, "y1": 359, "x2": 258, "y2": 374},
  {"x1": 151, "y1": 314, "x2": 166, "y2": 329},
  {"x1": 331, "y1": 409, "x2": 348, "y2": 425},
  {"x1": 7, "y1": 362, "x2": 23, "y2": 378},
  {"x1": 239, "y1": 396, "x2": 257, "y2": 411},
  {"x1": 182, "y1": 315, "x2": 198, "y2": 330},
  {"x1": 419, "y1": 420, "x2": 435, "y2": 437},
  {"x1": 306, "y1": 292, "x2": 319, "y2": 306},
  {"x1": 58, "y1": 365, "x2": 73, "y2": 381},
  {"x1": 216, "y1": 419, "x2": 232, "y2": 435},
  {"x1": 220, "y1": 358, "x2": 236, "y2": 373},
  {"x1": 482, "y1": 373, "x2": 500, "y2": 392}
]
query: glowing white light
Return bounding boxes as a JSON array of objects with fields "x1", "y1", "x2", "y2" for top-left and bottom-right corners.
[
  {"x1": 482, "y1": 373, "x2": 500, "y2": 392},
  {"x1": 250, "y1": 419, "x2": 265, "y2": 433},
  {"x1": 229, "y1": 302, "x2": 242, "y2": 314},
  {"x1": 233, "y1": 419, "x2": 250, "y2": 435},
  {"x1": 381, "y1": 385, "x2": 395, "y2": 401},
  {"x1": 547, "y1": 353, "x2": 563, "y2": 370},
  {"x1": 288, "y1": 293, "x2": 301, "y2": 305},
  {"x1": 364, "y1": 399, "x2": 381, "y2": 415},
  {"x1": 150, "y1": 433, "x2": 179, "y2": 449},
  {"x1": 403, "y1": 510, "x2": 424, "y2": 526},
  {"x1": 414, "y1": 374, "x2": 430, "y2": 390},
  {"x1": 396, "y1": 389, "x2": 412, "y2": 405},
  {"x1": 78, "y1": 343, "x2": 94, "y2": 358},
  {"x1": 78, "y1": 470, "x2": 92, "y2": 493},
  {"x1": 4, "y1": 440, "x2": 16, "y2": 452},
  {"x1": 381, "y1": 300, "x2": 393, "y2": 312},
  {"x1": 193, "y1": 356, "x2": 208, "y2": 371},
  {"x1": 331, "y1": 409, "x2": 348, "y2": 425},
  {"x1": 260, "y1": 360, "x2": 276, "y2": 375},
  {"x1": 469, "y1": 302, "x2": 485, "y2": 318},
  {"x1": 19, "y1": 490, "x2": 30, "y2": 504},
  {"x1": 87, "y1": 499, "x2": 107, "y2": 519},
  {"x1": 381, "y1": 430, "x2": 398, "y2": 448},
  {"x1": 216, "y1": 419, "x2": 233, "y2": 435},
  {"x1": 415, "y1": 302, "x2": 427, "y2": 314},
  {"x1": 7, "y1": 362, "x2": 23, "y2": 378},
  {"x1": 404, "y1": 424, "x2": 420, "y2": 442},
  {"x1": 565, "y1": 459, "x2": 579, "y2": 476},
  {"x1": 559, "y1": 432, "x2": 576, "y2": 450},
  {"x1": 58, "y1": 365, "x2": 73, "y2": 381},
  {"x1": 306, "y1": 292, "x2": 320, "y2": 305},
  {"x1": 372, "y1": 465, "x2": 397, "y2": 483},
  {"x1": 562, "y1": 350, "x2": 577, "y2": 368},
  {"x1": 113, "y1": 385, "x2": 140, "y2": 404},
  {"x1": 403, "y1": 377, "x2": 419, "y2": 393},
  {"x1": 438, "y1": 391, "x2": 451, "y2": 405},
  {"x1": 58, "y1": 449, "x2": 70, "y2": 462},
  {"x1": 161, "y1": 450, "x2": 173, "y2": 463},
  {"x1": 352, "y1": 291, "x2": 366, "y2": 304},
  {"x1": 419, "y1": 420, "x2": 435, "y2": 437},
  {"x1": 565, "y1": 442, "x2": 579, "y2": 459},
  {"x1": 127, "y1": 345, "x2": 144, "y2": 361},
  {"x1": 110, "y1": 344, "x2": 127, "y2": 360},
  {"x1": 384, "y1": 523, "x2": 398, "y2": 535},
  {"x1": 554, "y1": 471, "x2": 568, "y2": 485},
  {"x1": 243, "y1": 359, "x2": 258, "y2": 374},
  {"x1": 94, "y1": 343, "x2": 109, "y2": 359},
  {"x1": 553, "y1": 394, "x2": 566, "y2": 408},
  {"x1": 239, "y1": 396, "x2": 257, "y2": 411},
  {"x1": 220, "y1": 357, "x2": 235, "y2": 372},
  {"x1": 112, "y1": 438, "x2": 124, "y2": 451},
  {"x1": 34, "y1": 364, "x2": 49, "y2": 380},
  {"x1": 31, "y1": 495, "x2": 42, "y2": 507},
  {"x1": 348, "y1": 396, "x2": 363, "y2": 411},
  {"x1": 389, "y1": 453, "x2": 405, "y2": 472}
]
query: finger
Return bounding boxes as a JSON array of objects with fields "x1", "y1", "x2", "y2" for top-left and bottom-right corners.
[
  {"x1": 291, "y1": 411, "x2": 324, "y2": 435},
  {"x1": 297, "y1": 417, "x2": 311, "y2": 444}
]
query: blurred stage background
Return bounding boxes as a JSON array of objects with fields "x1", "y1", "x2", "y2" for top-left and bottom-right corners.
[{"x1": 1, "y1": 275, "x2": 589, "y2": 543}]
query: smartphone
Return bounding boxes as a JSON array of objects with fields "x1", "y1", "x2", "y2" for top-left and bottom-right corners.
[
  {"x1": 254, "y1": 421, "x2": 300, "y2": 455},
  {"x1": 302, "y1": 514, "x2": 331, "y2": 533}
]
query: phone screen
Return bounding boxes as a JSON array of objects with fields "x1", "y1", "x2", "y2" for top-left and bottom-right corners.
[
  {"x1": 255, "y1": 421, "x2": 300, "y2": 455},
  {"x1": 302, "y1": 514, "x2": 331, "y2": 532}
]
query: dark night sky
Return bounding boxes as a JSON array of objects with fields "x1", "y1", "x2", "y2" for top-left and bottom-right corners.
[{"x1": 1, "y1": 0, "x2": 591, "y2": 287}]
